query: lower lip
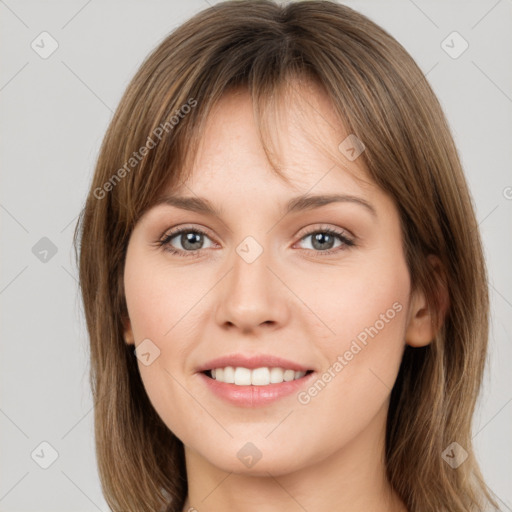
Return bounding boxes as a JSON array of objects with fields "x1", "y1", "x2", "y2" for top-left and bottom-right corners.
[{"x1": 198, "y1": 371, "x2": 316, "y2": 407}]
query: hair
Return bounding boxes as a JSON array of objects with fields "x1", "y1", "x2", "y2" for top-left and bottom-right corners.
[{"x1": 73, "y1": 1, "x2": 499, "y2": 511}]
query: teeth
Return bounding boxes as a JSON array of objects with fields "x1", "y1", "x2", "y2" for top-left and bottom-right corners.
[
  {"x1": 223, "y1": 366, "x2": 235, "y2": 383},
  {"x1": 209, "y1": 366, "x2": 308, "y2": 385},
  {"x1": 269, "y1": 367, "x2": 284, "y2": 383},
  {"x1": 283, "y1": 369, "x2": 295, "y2": 382},
  {"x1": 234, "y1": 367, "x2": 251, "y2": 385}
]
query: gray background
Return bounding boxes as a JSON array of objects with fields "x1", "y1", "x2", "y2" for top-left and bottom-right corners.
[{"x1": 1, "y1": 0, "x2": 511, "y2": 510}]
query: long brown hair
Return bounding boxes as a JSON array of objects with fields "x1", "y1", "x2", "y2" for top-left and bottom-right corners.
[{"x1": 74, "y1": 1, "x2": 498, "y2": 510}]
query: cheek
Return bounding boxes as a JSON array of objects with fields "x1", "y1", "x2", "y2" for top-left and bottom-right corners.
[
  {"x1": 338, "y1": 256, "x2": 409, "y2": 374},
  {"x1": 294, "y1": 244, "x2": 410, "y2": 351},
  {"x1": 123, "y1": 247, "x2": 205, "y2": 344},
  {"x1": 294, "y1": 251, "x2": 410, "y2": 438},
  {"x1": 122, "y1": 246, "x2": 209, "y2": 433}
]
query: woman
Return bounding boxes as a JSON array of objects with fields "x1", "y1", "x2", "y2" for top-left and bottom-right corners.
[{"x1": 74, "y1": 1, "x2": 499, "y2": 510}]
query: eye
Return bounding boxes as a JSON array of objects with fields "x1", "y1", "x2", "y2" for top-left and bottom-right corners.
[
  {"x1": 155, "y1": 224, "x2": 355, "y2": 258},
  {"x1": 294, "y1": 226, "x2": 355, "y2": 255},
  {"x1": 157, "y1": 226, "x2": 216, "y2": 257}
]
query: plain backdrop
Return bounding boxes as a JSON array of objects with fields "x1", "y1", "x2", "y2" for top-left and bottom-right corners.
[{"x1": 1, "y1": 0, "x2": 511, "y2": 510}]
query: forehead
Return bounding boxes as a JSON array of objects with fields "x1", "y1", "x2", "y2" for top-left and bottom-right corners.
[{"x1": 174, "y1": 84, "x2": 376, "y2": 201}]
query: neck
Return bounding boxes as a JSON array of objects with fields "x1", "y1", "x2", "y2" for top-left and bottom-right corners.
[{"x1": 180, "y1": 403, "x2": 407, "y2": 512}]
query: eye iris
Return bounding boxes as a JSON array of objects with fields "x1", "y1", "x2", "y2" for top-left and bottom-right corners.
[
  {"x1": 182, "y1": 232, "x2": 203, "y2": 250},
  {"x1": 312, "y1": 232, "x2": 335, "y2": 250}
]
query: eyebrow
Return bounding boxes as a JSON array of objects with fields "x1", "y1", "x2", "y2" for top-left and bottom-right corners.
[{"x1": 153, "y1": 193, "x2": 377, "y2": 218}]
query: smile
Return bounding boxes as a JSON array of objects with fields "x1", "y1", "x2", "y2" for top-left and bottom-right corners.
[{"x1": 205, "y1": 366, "x2": 313, "y2": 386}]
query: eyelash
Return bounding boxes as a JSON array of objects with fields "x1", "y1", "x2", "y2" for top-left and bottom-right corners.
[{"x1": 155, "y1": 225, "x2": 355, "y2": 258}]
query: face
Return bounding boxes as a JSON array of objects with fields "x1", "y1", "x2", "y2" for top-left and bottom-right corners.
[{"x1": 123, "y1": 82, "x2": 420, "y2": 477}]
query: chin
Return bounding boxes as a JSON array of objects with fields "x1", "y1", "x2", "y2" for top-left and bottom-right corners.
[{"x1": 190, "y1": 439, "x2": 310, "y2": 477}]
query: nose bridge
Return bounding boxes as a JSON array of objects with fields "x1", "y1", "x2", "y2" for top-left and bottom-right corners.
[{"x1": 215, "y1": 234, "x2": 288, "y2": 331}]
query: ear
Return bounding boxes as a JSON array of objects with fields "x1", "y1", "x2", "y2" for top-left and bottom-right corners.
[
  {"x1": 123, "y1": 317, "x2": 135, "y2": 345},
  {"x1": 405, "y1": 255, "x2": 449, "y2": 348}
]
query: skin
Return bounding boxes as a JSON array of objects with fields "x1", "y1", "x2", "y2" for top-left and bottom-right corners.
[{"x1": 123, "y1": 81, "x2": 437, "y2": 512}]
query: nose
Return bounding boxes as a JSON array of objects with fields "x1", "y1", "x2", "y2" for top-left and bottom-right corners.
[{"x1": 214, "y1": 240, "x2": 290, "y2": 334}]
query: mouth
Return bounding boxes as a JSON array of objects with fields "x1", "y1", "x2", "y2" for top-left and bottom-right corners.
[
  {"x1": 196, "y1": 353, "x2": 316, "y2": 406},
  {"x1": 202, "y1": 367, "x2": 315, "y2": 386}
]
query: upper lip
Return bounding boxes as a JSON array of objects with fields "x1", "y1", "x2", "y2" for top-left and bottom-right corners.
[{"x1": 196, "y1": 353, "x2": 313, "y2": 373}]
